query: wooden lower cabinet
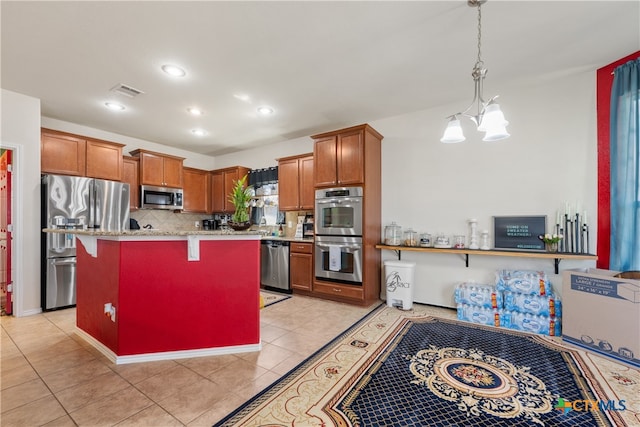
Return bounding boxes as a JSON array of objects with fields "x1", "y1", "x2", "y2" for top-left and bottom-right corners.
[
  {"x1": 290, "y1": 242, "x2": 313, "y2": 291},
  {"x1": 312, "y1": 281, "x2": 364, "y2": 301}
]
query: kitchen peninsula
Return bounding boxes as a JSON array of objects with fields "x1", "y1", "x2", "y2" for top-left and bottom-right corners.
[{"x1": 43, "y1": 229, "x2": 261, "y2": 364}]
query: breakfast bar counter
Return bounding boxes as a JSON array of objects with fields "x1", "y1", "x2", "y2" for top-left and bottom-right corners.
[{"x1": 44, "y1": 229, "x2": 261, "y2": 364}]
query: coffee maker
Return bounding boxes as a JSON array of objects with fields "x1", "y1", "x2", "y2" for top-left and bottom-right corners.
[
  {"x1": 303, "y1": 213, "x2": 314, "y2": 237},
  {"x1": 202, "y1": 219, "x2": 219, "y2": 230}
]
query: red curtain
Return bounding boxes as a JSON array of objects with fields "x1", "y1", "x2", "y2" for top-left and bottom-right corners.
[{"x1": 596, "y1": 51, "x2": 640, "y2": 269}]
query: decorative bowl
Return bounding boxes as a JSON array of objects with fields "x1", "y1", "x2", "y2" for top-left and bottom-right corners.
[{"x1": 228, "y1": 221, "x2": 251, "y2": 231}]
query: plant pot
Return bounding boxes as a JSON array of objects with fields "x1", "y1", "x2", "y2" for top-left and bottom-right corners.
[
  {"x1": 228, "y1": 221, "x2": 251, "y2": 231},
  {"x1": 545, "y1": 242, "x2": 558, "y2": 253}
]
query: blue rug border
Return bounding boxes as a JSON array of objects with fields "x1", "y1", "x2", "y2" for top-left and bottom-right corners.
[{"x1": 213, "y1": 301, "x2": 386, "y2": 426}]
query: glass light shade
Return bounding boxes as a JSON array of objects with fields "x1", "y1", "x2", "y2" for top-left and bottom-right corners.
[
  {"x1": 482, "y1": 125, "x2": 510, "y2": 141},
  {"x1": 440, "y1": 119, "x2": 465, "y2": 143},
  {"x1": 477, "y1": 103, "x2": 508, "y2": 132}
]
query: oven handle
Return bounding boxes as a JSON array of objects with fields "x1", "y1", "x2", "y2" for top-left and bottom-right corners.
[
  {"x1": 316, "y1": 243, "x2": 361, "y2": 250},
  {"x1": 316, "y1": 198, "x2": 361, "y2": 204}
]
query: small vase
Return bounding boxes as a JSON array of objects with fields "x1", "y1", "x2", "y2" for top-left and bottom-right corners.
[{"x1": 545, "y1": 242, "x2": 558, "y2": 253}]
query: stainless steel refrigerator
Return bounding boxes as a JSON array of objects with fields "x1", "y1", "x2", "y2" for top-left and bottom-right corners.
[{"x1": 41, "y1": 174, "x2": 130, "y2": 310}]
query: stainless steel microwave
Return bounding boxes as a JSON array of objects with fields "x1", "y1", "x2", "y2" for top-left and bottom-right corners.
[{"x1": 140, "y1": 185, "x2": 183, "y2": 210}]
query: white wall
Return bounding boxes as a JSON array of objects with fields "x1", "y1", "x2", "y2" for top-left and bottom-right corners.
[
  {"x1": 4, "y1": 68, "x2": 598, "y2": 315},
  {"x1": 213, "y1": 136, "x2": 314, "y2": 170},
  {"x1": 372, "y1": 70, "x2": 597, "y2": 307},
  {"x1": 1, "y1": 89, "x2": 42, "y2": 316},
  {"x1": 219, "y1": 69, "x2": 598, "y2": 307}
]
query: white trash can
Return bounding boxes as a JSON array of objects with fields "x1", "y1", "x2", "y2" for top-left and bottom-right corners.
[{"x1": 384, "y1": 260, "x2": 415, "y2": 310}]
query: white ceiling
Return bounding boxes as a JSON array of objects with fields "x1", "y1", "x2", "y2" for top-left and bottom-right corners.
[{"x1": 2, "y1": 1, "x2": 638, "y2": 156}]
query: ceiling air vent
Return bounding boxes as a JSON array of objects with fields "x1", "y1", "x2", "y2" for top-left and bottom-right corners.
[{"x1": 109, "y1": 83, "x2": 144, "y2": 98}]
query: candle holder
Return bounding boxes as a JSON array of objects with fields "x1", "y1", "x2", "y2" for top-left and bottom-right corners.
[
  {"x1": 468, "y1": 218, "x2": 479, "y2": 250},
  {"x1": 480, "y1": 230, "x2": 490, "y2": 250}
]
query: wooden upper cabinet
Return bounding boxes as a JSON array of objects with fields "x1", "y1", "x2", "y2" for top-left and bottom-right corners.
[
  {"x1": 137, "y1": 151, "x2": 164, "y2": 185},
  {"x1": 210, "y1": 166, "x2": 250, "y2": 213},
  {"x1": 210, "y1": 171, "x2": 225, "y2": 213},
  {"x1": 337, "y1": 130, "x2": 364, "y2": 185},
  {"x1": 122, "y1": 156, "x2": 140, "y2": 210},
  {"x1": 278, "y1": 153, "x2": 314, "y2": 211},
  {"x1": 41, "y1": 130, "x2": 86, "y2": 176},
  {"x1": 278, "y1": 157, "x2": 300, "y2": 211},
  {"x1": 312, "y1": 124, "x2": 382, "y2": 188},
  {"x1": 299, "y1": 156, "x2": 315, "y2": 209},
  {"x1": 162, "y1": 157, "x2": 184, "y2": 188},
  {"x1": 41, "y1": 129, "x2": 124, "y2": 180},
  {"x1": 182, "y1": 167, "x2": 210, "y2": 213},
  {"x1": 313, "y1": 136, "x2": 338, "y2": 188},
  {"x1": 130, "y1": 149, "x2": 184, "y2": 188},
  {"x1": 85, "y1": 139, "x2": 124, "y2": 181}
]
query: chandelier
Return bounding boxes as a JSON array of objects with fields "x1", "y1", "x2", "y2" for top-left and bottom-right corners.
[{"x1": 440, "y1": 0, "x2": 509, "y2": 143}]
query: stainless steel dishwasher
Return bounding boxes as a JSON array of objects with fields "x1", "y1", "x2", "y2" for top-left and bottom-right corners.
[{"x1": 260, "y1": 240, "x2": 291, "y2": 292}]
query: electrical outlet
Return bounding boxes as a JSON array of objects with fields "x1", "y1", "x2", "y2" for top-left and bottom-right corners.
[
  {"x1": 195, "y1": 221, "x2": 200, "y2": 229},
  {"x1": 104, "y1": 303, "x2": 116, "y2": 322}
]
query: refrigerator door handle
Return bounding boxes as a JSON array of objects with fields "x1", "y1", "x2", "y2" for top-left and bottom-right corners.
[
  {"x1": 50, "y1": 258, "x2": 77, "y2": 266},
  {"x1": 88, "y1": 181, "x2": 95, "y2": 228}
]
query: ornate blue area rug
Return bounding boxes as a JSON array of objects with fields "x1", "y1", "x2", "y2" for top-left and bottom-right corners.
[{"x1": 215, "y1": 305, "x2": 640, "y2": 426}]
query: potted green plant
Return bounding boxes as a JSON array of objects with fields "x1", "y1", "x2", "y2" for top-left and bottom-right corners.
[{"x1": 228, "y1": 174, "x2": 253, "y2": 230}]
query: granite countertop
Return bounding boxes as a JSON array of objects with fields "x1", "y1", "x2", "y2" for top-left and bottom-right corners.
[
  {"x1": 260, "y1": 235, "x2": 315, "y2": 243},
  {"x1": 41, "y1": 228, "x2": 314, "y2": 242},
  {"x1": 42, "y1": 228, "x2": 259, "y2": 236}
]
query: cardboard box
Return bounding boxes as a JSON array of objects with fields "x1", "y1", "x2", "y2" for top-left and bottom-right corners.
[{"x1": 562, "y1": 268, "x2": 640, "y2": 368}]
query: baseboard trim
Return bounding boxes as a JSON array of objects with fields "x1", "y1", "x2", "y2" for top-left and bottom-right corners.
[{"x1": 75, "y1": 327, "x2": 262, "y2": 365}]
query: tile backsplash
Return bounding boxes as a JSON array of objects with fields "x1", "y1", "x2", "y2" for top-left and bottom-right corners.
[
  {"x1": 130, "y1": 210, "x2": 211, "y2": 230},
  {"x1": 130, "y1": 209, "x2": 314, "y2": 235},
  {"x1": 284, "y1": 210, "x2": 314, "y2": 237}
]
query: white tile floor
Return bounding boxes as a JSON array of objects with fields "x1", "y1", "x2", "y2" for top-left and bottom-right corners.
[{"x1": 2, "y1": 295, "x2": 453, "y2": 426}]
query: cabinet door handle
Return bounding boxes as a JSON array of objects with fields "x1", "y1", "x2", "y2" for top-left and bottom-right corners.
[{"x1": 333, "y1": 288, "x2": 342, "y2": 292}]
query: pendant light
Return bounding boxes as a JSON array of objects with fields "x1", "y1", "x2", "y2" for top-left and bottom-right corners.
[{"x1": 440, "y1": 0, "x2": 509, "y2": 143}]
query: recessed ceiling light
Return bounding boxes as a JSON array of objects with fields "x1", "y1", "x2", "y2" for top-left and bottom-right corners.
[
  {"x1": 104, "y1": 102, "x2": 125, "y2": 111},
  {"x1": 161, "y1": 64, "x2": 186, "y2": 77},
  {"x1": 234, "y1": 94, "x2": 251, "y2": 102},
  {"x1": 191, "y1": 129, "x2": 207, "y2": 137},
  {"x1": 187, "y1": 107, "x2": 203, "y2": 116},
  {"x1": 257, "y1": 106, "x2": 274, "y2": 115}
]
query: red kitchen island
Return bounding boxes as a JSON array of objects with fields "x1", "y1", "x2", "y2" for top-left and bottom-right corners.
[{"x1": 49, "y1": 229, "x2": 261, "y2": 364}]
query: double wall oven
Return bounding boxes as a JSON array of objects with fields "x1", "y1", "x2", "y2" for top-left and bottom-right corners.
[{"x1": 314, "y1": 187, "x2": 363, "y2": 285}]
